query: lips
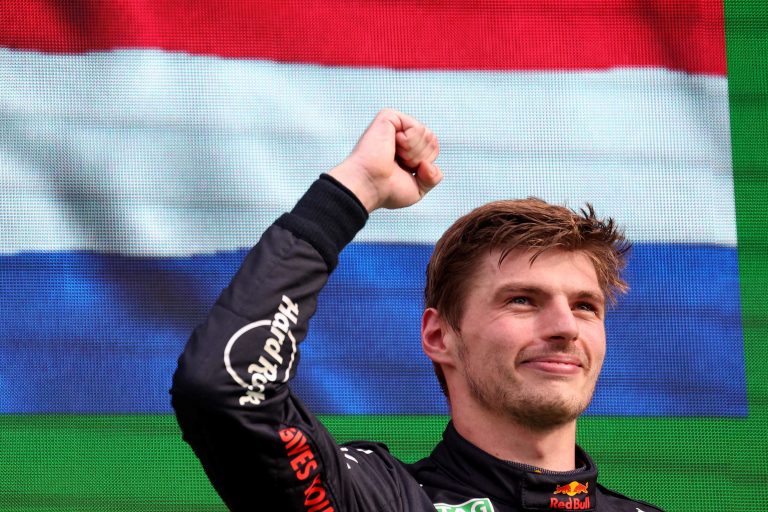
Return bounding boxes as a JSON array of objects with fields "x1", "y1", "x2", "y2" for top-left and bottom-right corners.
[
  {"x1": 523, "y1": 354, "x2": 582, "y2": 366},
  {"x1": 519, "y1": 353, "x2": 586, "y2": 375}
]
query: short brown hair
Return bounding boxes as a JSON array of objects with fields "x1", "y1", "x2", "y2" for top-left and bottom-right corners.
[{"x1": 425, "y1": 198, "x2": 631, "y2": 397}]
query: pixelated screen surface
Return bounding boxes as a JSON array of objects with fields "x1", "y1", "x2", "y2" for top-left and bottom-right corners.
[{"x1": 1, "y1": 1, "x2": 766, "y2": 510}]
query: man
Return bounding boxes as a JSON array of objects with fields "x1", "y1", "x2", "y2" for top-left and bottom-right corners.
[{"x1": 171, "y1": 109, "x2": 663, "y2": 511}]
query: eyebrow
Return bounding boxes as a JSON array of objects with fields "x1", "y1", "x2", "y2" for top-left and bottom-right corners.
[
  {"x1": 495, "y1": 284, "x2": 605, "y2": 304},
  {"x1": 573, "y1": 291, "x2": 606, "y2": 305}
]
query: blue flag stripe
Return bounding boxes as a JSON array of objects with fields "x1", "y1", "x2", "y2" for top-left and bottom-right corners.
[{"x1": 0, "y1": 243, "x2": 746, "y2": 416}]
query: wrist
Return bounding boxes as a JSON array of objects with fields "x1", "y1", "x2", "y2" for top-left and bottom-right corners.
[
  {"x1": 280, "y1": 176, "x2": 368, "y2": 270},
  {"x1": 328, "y1": 161, "x2": 381, "y2": 213}
]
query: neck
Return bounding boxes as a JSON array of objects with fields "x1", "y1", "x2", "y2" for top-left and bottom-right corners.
[{"x1": 451, "y1": 401, "x2": 578, "y2": 472}]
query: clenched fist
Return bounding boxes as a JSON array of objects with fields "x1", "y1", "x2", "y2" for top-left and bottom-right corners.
[{"x1": 329, "y1": 109, "x2": 442, "y2": 212}]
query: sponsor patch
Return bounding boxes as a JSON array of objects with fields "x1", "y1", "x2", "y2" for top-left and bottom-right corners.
[
  {"x1": 550, "y1": 481, "x2": 591, "y2": 510},
  {"x1": 549, "y1": 496, "x2": 591, "y2": 510},
  {"x1": 434, "y1": 498, "x2": 495, "y2": 512},
  {"x1": 554, "y1": 481, "x2": 589, "y2": 497},
  {"x1": 223, "y1": 295, "x2": 299, "y2": 406},
  {"x1": 279, "y1": 427, "x2": 335, "y2": 512},
  {"x1": 522, "y1": 474, "x2": 596, "y2": 510}
]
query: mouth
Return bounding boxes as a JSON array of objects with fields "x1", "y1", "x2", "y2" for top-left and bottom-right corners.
[{"x1": 519, "y1": 355, "x2": 584, "y2": 376}]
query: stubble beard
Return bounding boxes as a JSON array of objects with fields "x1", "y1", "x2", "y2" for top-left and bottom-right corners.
[{"x1": 457, "y1": 336, "x2": 597, "y2": 432}]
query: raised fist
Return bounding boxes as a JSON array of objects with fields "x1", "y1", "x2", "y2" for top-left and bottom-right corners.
[{"x1": 329, "y1": 109, "x2": 442, "y2": 212}]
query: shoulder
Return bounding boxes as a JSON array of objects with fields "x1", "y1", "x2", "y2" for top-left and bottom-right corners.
[
  {"x1": 338, "y1": 439, "x2": 410, "y2": 474},
  {"x1": 338, "y1": 440, "x2": 437, "y2": 510},
  {"x1": 596, "y1": 483, "x2": 666, "y2": 512}
]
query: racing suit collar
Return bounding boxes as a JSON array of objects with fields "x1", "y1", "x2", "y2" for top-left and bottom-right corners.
[{"x1": 432, "y1": 422, "x2": 599, "y2": 510}]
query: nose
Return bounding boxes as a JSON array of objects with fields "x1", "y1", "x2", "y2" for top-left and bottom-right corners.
[{"x1": 539, "y1": 298, "x2": 579, "y2": 343}]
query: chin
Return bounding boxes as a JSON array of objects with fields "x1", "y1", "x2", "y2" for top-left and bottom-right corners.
[
  {"x1": 498, "y1": 389, "x2": 592, "y2": 430},
  {"x1": 508, "y1": 402, "x2": 585, "y2": 430}
]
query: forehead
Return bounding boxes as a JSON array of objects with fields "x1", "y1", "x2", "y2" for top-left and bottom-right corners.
[{"x1": 472, "y1": 247, "x2": 603, "y2": 296}]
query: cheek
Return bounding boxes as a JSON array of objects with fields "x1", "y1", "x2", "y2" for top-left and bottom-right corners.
[
  {"x1": 586, "y1": 326, "x2": 606, "y2": 365},
  {"x1": 459, "y1": 328, "x2": 514, "y2": 362},
  {"x1": 593, "y1": 346, "x2": 606, "y2": 370},
  {"x1": 461, "y1": 316, "x2": 532, "y2": 354}
]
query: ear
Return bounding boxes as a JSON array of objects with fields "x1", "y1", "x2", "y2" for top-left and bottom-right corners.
[{"x1": 421, "y1": 307, "x2": 456, "y2": 367}]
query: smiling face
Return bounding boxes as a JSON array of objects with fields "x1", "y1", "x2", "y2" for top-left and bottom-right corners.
[{"x1": 449, "y1": 247, "x2": 606, "y2": 430}]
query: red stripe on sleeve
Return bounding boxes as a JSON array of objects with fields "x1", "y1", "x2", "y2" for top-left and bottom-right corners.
[{"x1": 0, "y1": 0, "x2": 726, "y2": 74}]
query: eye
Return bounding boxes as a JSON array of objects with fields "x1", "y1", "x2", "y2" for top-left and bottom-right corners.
[
  {"x1": 508, "y1": 296, "x2": 531, "y2": 305},
  {"x1": 574, "y1": 302, "x2": 602, "y2": 317}
]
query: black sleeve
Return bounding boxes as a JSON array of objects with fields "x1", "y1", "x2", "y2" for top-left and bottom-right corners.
[{"x1": 170, "y1": 176, "x2": 407, "y2": 511}]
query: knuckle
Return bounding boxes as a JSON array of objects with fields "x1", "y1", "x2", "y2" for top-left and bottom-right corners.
[{"x1": 376, "y1": 108, "x2": 397, "y2": 123}]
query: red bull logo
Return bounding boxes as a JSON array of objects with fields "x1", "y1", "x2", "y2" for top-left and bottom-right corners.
[
  {"x1": 553, "y1": 481, "x2": 589, "y2": 497},
  {"x1": 549, "y1": 496, "x2": 591, "y2": 509},
  {"x1": 550, "y1": 482, "x2": 590, "y2": 510}
]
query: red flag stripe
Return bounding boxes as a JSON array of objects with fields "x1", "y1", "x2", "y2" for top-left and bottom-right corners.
[{"x1": 1, "y1": 0, "x2": 726, "y2": 74}]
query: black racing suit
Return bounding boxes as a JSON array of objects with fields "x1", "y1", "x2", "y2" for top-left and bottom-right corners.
[{"x1": 171, "y1": 175, "x2": 664, "y2": 512}]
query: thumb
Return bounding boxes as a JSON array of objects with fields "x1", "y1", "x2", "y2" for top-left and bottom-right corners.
[
  {"x1": 415, "y1": 161, "x2": 443, "y2": 196},
  {"x1": 352, "y1": 109, "x2": 400, "y2": 159}
]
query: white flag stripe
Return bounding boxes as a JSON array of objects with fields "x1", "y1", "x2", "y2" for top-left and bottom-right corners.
[{"x1": 0, "y1": 48, "x2": 734, "y2": 255}]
